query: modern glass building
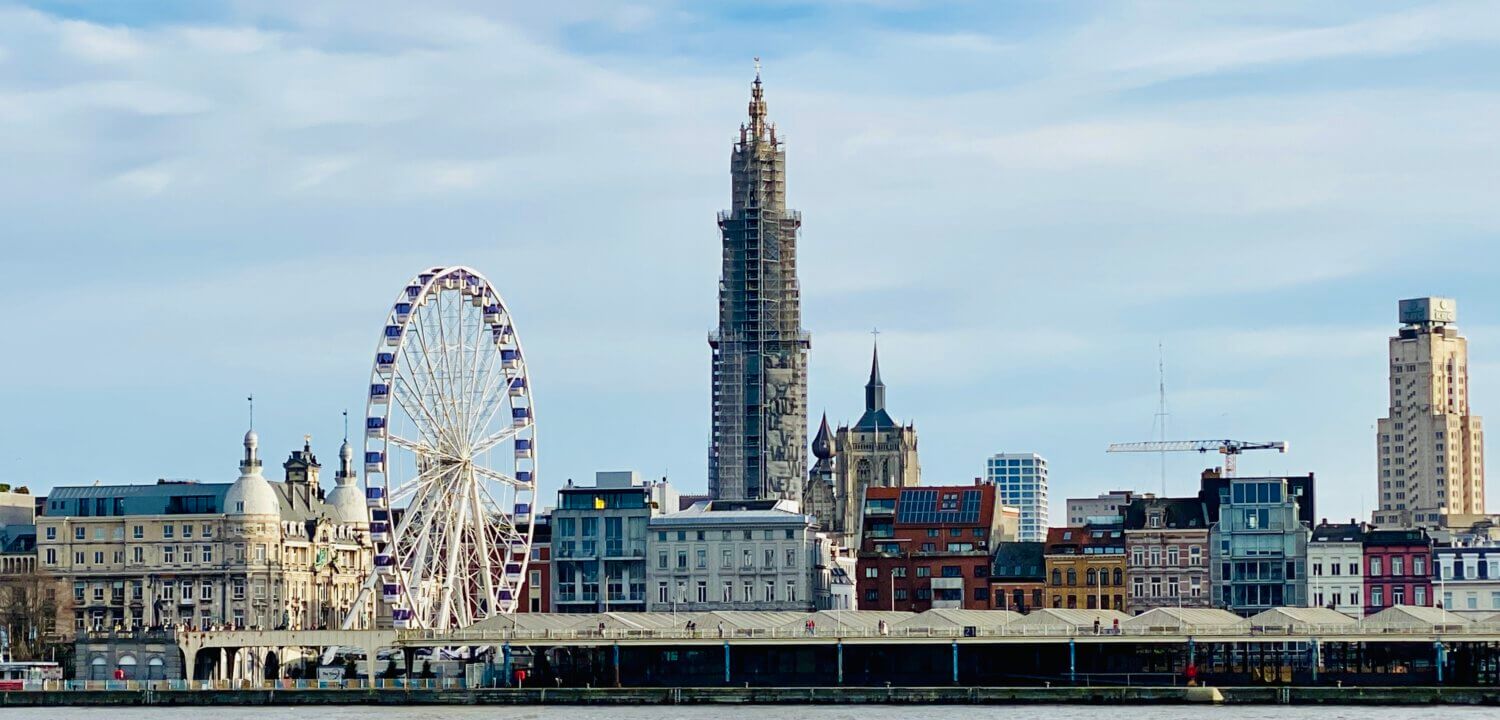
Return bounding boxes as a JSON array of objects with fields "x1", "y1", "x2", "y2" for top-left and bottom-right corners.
[
  {"x1": 985, "y1": 453, "x2": 1049, "y2": 542},
  {"x1": 1207, "y1": 476, "x2": 1313, "y2": 615}
]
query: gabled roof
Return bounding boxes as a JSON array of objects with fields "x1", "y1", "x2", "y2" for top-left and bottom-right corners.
[
  {"x1": 776, "y1": 610, "x2": 910, "y2": 632},
  {"x1": 1361, "y1": 605, "x2": 1469, "y2": 630},
  {"x1": 1123, "y1": 498, "x2": 1208, "y2": 530},
  {"x1": 1249, "y1": 607, "x2": 1357, "y2": 632},
  {"x1": 1121, "y1": 607, "x2": 1248, "y2": 632},
  {"x1": 893, "y1": 609, "x2": 1019, "y2": 633},
  {"x1": 1008, "y1": 608, "x2": 1130, "y2": 632}
]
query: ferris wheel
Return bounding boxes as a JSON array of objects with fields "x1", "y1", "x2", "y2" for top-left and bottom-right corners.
[{"x1": 345, "y1": 265, "x2": 536, "y2": 631}]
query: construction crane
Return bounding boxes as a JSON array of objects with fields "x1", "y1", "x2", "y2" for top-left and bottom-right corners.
[{"x1": 1106, "y1": 439, "x2": 1288, "y2": 477}]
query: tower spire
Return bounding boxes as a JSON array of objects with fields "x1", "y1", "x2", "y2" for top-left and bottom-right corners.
[
  {"x1": 865, "y1": 332, "x2": 886, "y2": 413},
  {"x1": 748, "y1": 57, "x2": 767, "y2": 140}
]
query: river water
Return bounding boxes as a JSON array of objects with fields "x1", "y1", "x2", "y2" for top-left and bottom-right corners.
[{"x1": 1, "y1": 708, "x2": 1495, "y2": 720}]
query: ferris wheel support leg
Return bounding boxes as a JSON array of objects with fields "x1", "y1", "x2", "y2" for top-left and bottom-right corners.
[{"x1": 342, "y1": 585, "x2": 373, "y2": 630}]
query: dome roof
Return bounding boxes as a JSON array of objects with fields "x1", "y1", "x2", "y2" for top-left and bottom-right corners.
[
  {"x1": 227, "y1": 467, "x2": 280, "y2": 516},
  {"x1": 326, "y1": 477, "x2": 368, "y2": 525}
]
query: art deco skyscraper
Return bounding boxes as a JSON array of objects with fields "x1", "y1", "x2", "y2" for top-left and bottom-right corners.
[
  {"x1": 1374, "y1": 297, "x2": 1486, "y2": 529},
  {"x1": 708, "y1": 67, "x2": 810, "y2": 503}
]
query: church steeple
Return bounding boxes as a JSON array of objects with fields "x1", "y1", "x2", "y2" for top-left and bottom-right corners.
[
  {"x1": 865, "y1": 341, "x2": 886, "y2": 413},
  {"x1": 747, "y1": 57, "x2": 768, "y2": 141}
]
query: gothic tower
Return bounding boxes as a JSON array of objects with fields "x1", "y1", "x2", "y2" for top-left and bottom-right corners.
[
  {"x1": 708, "y1": 64, "x2": 811, "y2": 503},
  {"x1": 833, "y1": 342, "x2": 921, "y2": 540}
]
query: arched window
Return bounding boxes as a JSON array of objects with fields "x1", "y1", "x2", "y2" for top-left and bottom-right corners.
[
  {"x1": 117, "y1": 654, "x2": 137, "y2": 681},
  {"x1": 1112, "y1": 568, "x2": 1124, "y2": 586},
  {"x1": 1066, "y1": 569, "x2": 1077, "y2": 587},
  {"x1": 1086, "y1": 569, "x2": 1097, "y2": 587},
  {"x1": 1051, "y1": 569, "x2": 1061, "y2": 586},
  {"x1": 89, "y1": 656, "x2": 108, "y2": 681}
]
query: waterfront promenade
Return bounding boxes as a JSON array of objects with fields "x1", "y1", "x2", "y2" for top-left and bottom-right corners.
[{"x1": 5, "y1": 682, "x2": 1500, "y2": 706}]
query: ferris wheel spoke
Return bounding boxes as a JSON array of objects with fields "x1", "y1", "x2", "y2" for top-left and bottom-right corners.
[
  {"x1": 470, "y1": 425, "x2": 526, "y2": 456},
  {"x1": 473, "y1": 464, "x2": 526, "y2": 489},
  {"x1": 408, "y1": 301, "x2": 466, "y2": 451},
  {"x1": 389, "y1": 381, "x2": 448, "y2": 448}
]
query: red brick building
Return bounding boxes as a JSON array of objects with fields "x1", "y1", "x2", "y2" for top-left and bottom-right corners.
[
  {"x1": 517, "y1": 514, "x2": 551, "y2": 612},
  {"x1": 856, "y1": 484, "x2": 1005, "y2": 611},
  {"x1": 1363, "y1": 527, "x2": 1433, "y2": 614}
]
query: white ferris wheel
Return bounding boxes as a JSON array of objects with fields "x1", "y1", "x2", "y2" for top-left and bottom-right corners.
[{"x1": 346, "y1": 265, "x2": 536, "y2": 630}]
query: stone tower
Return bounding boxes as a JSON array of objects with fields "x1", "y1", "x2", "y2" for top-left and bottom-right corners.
[
  {"x1": 833, "y1": 343, "x2": 921, "y2": 541},
  {"x1": 708, "y1": 65, "x2": 811, "y2": 503}
]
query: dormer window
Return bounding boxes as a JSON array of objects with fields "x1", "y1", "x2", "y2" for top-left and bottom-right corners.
[{"x1": 1148, "y1": 514, "x2": 1162, "y2": 528}]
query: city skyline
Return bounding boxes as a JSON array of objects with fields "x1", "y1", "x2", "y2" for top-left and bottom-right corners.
[{"x1": 3, "y1": 2, "x2": 1500, "y2": 527}]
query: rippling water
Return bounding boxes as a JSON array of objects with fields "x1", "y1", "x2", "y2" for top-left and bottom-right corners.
[{"x1": 3, "y1": 707, "x2": 1497, "y2": 720}]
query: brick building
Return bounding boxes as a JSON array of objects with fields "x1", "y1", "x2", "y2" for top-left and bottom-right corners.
[
  {"x1": 857, "y1": 484, "x2": 1006, "y2": 611},
  {"x1": 1043, "y1": 525, "x2": 1126, "y2": 610},
  {"x1": 1123, "y1": 497, "x2": 1210, "y2": 613},
  {"x1": 1364, "y1": 527, "x2": 1434, "y2": 614},
  {"x1": 517, "y1": 513, "x2": 550, "y2": 612},
  {"x1": 989, "y1": 541, "x2": 1045, "y2": 612}
]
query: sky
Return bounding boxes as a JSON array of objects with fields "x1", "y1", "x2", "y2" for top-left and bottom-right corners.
[{"x1": 1, "y1": 1, "x2": 1498, "y2": 525}]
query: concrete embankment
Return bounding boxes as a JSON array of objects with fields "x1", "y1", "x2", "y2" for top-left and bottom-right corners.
[{"x1": 3, "y1": 685, "x2": 1499, "y2": 706}]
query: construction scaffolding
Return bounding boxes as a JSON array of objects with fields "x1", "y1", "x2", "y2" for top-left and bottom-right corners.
[{"x1": 708, "y1": 70, "x2": 810, "y2": 504}]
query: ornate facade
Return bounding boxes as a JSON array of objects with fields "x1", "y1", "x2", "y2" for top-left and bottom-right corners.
[{"x1": 37, "y1": 429, "x2": 371, "y2": 632}]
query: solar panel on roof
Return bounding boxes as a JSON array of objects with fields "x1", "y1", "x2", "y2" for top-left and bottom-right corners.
[{"x1": 896, "y1": 488, "x2": 982, "y2": 525}]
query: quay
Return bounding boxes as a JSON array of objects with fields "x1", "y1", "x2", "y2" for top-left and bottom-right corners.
[{"x1": 3, "y1": 683, "x2": 1500, "y2": 706}]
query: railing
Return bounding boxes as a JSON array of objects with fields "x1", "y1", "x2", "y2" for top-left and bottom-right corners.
[
  {"x1": 400, "y1": 620, "x2": 1500, "y2": 644},
  {"x1": 36, "y1": 678, "x2": 470, "y2": 692}
]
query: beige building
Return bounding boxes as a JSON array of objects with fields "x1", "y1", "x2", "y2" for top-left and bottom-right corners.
[
  {"x1": 37, "y1": 430, "x2": 371, "y2": 632},
  {"x1": 1374, "y1": 297, "x2": 1486, "y2": 529}
]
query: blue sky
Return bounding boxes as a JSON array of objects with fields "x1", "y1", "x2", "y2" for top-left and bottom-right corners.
[{"x1": 2, "y1": 1, "x2": 1498, "y2": 524}]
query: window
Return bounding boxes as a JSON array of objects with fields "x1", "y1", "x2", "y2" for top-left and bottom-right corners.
[
  {"x1": 1372, "y1": 587, "x2": 1384, "y2": 607},
  {"x1": 786, "y1": 548, "x2": 798, "y2": 568},
  {"x1": 182, "y1": 524, "x2": 193, "y2": 539},
  {"x1": 916, "y1": 566, "x2": 931, "y2": 578},
  {"x1": 163, "y1": 546, "x2": 175, "y2": 564},
  {"x1": 721, "y1": 550, "x2": 732, "y2": 569},
  {"x1": 74, "y1": 527, "x2": 85, "y2": 541},
  {"x1": 658, "y1": 552, "x2": 667, "y2": 569},
  {"x1": 697, "y1": 581, "x2": 708, "y2": 603},
  {"x1": 742, "y1": 549, "x2": 753, "y2": 568},
  {"x1": 202, "y1": 545, "x2": 213, "y2": 564},
  {"x1": 1414, "y1": 556, "x2": 1426, "y2": 576},
  {"x1": 657, "y1": 582, "x2": 668, "y2": 603},
  {"x1": 764, "y1": 581, "x2": 775, "y2": 603},
  {"x1": 163, "y1": 525, "x2": 174, "y2": 539},
  {"x1": 696, "y1": 549, "x2": 707, "y2": 569},
  {"x1": 232, "y1": 580, "x2": 245, "y2": 600},
  {"x1": 202, "y1": 524, "x2": 213, "y2": 538},
  {"x1": 742, "y1": 581, "x2": 753, "y2": 602},
  {"x1": 723, "y1": 581, "x2": 733, "y2": 603},
  {"x1": 764, "y1": 548, "x2": 775, "y2": 568},
  {"x1": 45, "y1": 548, "x2": 56, "y2": 564},
  {"x1": 1370, "y1": 557, "x2": 1382, "y2": 576},
  {"x1": 1189, "y1": 546, "x2": 1201, "y2": 565},
  {"x1": 1414, "y1": 586, "x2": 1426, "y2": 606},
  {"x1": 1393, "y1": 556, "x2": 1405, "y2": 576},
  {"x1": 864, "y1": 567, "x2": 878, "y2": 578},
  {"x1": 676, "y1": 551, "x2": 687, "y2": 569}
]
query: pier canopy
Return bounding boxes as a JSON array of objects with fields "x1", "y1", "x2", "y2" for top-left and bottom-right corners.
[
  {"x1": 1121, "y1": 608, "x2": 1248, "y2": 635},
  {"x1": 776, "y1": 610, "x2": 910, "y2": 635},
  {"x1": 1007, "y1": 608, "x2": 1130, "y2": 635},
  {"x1": 1249, "y1": 607, "x2": 1358, "y2": 634},
  {"x1": 893, "y1": 609, "x2": 1020, "y2": 636},
  {"x1": 1361, "y1": 605, "x2": 1470, "y2": 633}
]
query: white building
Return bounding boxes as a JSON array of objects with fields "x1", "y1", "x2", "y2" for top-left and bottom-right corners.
[
  {"x1": 986, "y1": 453, "x2": 1048, "y2": 542},
  {"x1": 1374, "y1": 297, "x2": 1485, "y2": 529},
  {"x1": 1436, "y1": 543, "x2": 1500, "y2": 612},
  {"x1": 1308, "y1": 521, "x2": 1366, "y2": 617},
  {"x1": 1067, "y1": 490, "x2": 1151, "y2": 527},
  {"x1": 645, "y1": 499, "x2": 818, "y2": 612}
]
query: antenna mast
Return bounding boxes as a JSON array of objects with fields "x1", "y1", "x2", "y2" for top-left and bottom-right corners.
[{"x1": 1155, "y1": 344, "x2": 1168, "y2": 495}]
